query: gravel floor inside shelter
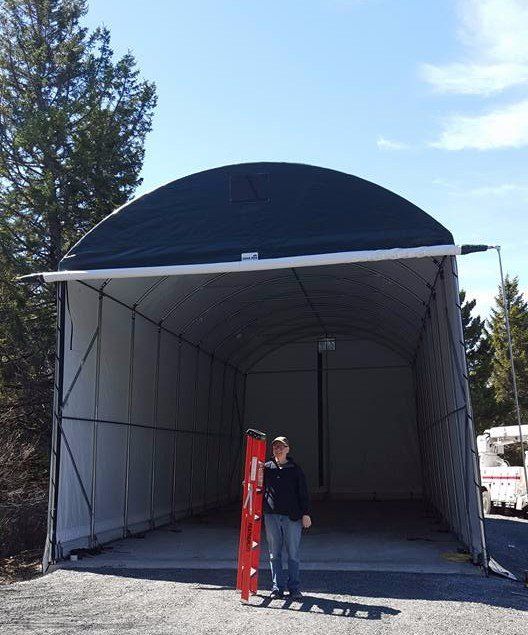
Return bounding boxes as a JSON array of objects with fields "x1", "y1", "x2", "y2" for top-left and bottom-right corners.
[{"x1": 1, "y1": 567, "x2": 527, "y2": 635}]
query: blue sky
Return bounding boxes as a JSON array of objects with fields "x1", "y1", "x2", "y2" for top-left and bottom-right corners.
[{"x1": 83, "y1": 0, "x2": 528, "y2": 319}]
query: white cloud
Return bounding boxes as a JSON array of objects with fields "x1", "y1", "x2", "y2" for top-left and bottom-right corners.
[
  {"x1": 432, "y1": 177, "x2": 456, "y2": 188},
  {"x1": 376, "y1": 135, "x2": 410, "y2": 150},
  {"x1": 465, "y1": 183, "x2": 528, "y2": 198},
  {"x1": 431, "y1": 99, "x2": 528, "y2": 150},
  {"x1": 458, "y1": 0, "x2": 528, "y2": 63},
  {"x1": 423, "y1": 0, "x2": 528, "y2": 95},
  {"x1": 434, "y1": 178, "x2": 528, "y2": 198},
  {"x1": 422, "y1": 62, "x2": 528, "y2": 95}
]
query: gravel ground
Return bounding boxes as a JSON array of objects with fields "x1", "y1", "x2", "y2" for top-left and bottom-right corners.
[
  {"x1": 1, "y1": 567, "x2": 527, "y2": 635},
  {"x1": 1, "y1": 512, "x2": 527, "y2": 634}
]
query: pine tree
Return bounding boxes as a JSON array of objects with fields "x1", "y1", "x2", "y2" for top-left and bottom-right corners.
[
  {"x1": 460, "y1": 290, "x2": 497, "y2": 434},
  {"x1": 488, "y1": 275, "x2": 528, "y2": 427},
  {"x1": 0, "y1": 0, "x2": 157, "y2": 271},
  {"x1": 0, "y1": 0, "x2": 156, "y2": 555}
]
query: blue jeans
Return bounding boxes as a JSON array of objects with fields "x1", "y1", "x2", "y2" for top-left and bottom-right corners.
[{"x1": 264, "y1": 513, "x2": 302, "y2": 593}]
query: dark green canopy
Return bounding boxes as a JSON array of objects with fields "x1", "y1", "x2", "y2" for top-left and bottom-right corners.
[{"x1": 60, "y1": 162, "x2": 453, "y2": 272}]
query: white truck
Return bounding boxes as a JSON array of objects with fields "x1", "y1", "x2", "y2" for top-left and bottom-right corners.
[{"x1": 477, "y1": 425, "x2": 528, "y2": 515}]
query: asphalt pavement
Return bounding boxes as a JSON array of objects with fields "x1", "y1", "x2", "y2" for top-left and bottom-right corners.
[{"x1": 484, "y1": 512, "x2": 528, "y2": 583}]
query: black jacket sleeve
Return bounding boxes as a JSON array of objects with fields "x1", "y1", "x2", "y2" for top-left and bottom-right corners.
[{"x1": 296, "y1": 466, "x2": 311, "y2": 516}]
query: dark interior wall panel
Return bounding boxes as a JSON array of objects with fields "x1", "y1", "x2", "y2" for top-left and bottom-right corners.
[
  {"x1": 172, "y1": 432, "x2": 192, "y2": 516},
  {"x1": 92, "y1": 299, "x2": 131, "y2": 536},
  {"x1": 97, "y1": 302, "x2": 131, "y2": 422},
  {"x1": 228, "y1": 373, "x2": 246, "y2": 500},
  {"x1": 195, "y1": 352, "x2": 213, "y2": 436},
  {"x1": 171, "y1": 342, "x2": 197, "y2": 515},
  {"x1": 131, "y1": 318, "x2": 158, "y2": 427},
  {"x1": 188, "y1": 350, "x2": 213, "y2": 511},
  {"x1": 204, "y1": 360, "x2": 227, "y2": 507},
  {"x1": 152, "y1": 331, "x2": 180, "y2": 522},
  {"x1": 156, "y1": 331, "x2": 180, "y2": 428},
  {"x1": 61, "y1": 282, "x2": 98, "y2": 421},
  {"x1": 126, "y1": 426, "x2": 153, "y2": 527},
  {"x1": 177, "y1": 343, "x2": 198, "y2": 436},
  {"x1": 328, "y1": 339, "x2": 407, "y2": 368},
  {"x1": 126, "y1": 316, "x2": 158, "y2": 528},
  {"x1": 56, "y1": 420, "x2": 93, "y2": 544},
  {"x1": 245, "y1": 342, "x2": 318, "y2": 490},
  {"x1": 153, "y1": 429, "x2": 173, "y2": 521},
  {"x1": 94, "y1": 424, "x2": 127, "y2": 535},
  {"x1": 327, "y1": 366, "x2": 419, "y2": 497},
  {"x1": 326, "y1": 339, "x2": 419, "y2": 498},
  {"x1": 218, "y1": 366, "x2": 236, "y2": 505}
]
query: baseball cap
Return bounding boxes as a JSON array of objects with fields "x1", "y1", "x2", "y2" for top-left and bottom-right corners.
[{"x1": 271, "y1": 436, "x2": 290, "y2": 446}]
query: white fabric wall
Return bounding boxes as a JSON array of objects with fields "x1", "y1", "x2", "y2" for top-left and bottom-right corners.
[
  {"x1": 413, "y1": 258, "x2": 484, "y2": 553},
  {"x1": 57, "y1": 281, "x2": 99, "y2": 545},
  {"x1": 56, "y1": 281, "x2": 242, "y2": 553}
]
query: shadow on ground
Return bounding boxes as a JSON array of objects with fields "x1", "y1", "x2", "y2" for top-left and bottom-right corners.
[
  {"x1": 71, "y1": 567, "x2": 528, "y2": 613},
  {"x1": 248, "y1": 593, "x2": 400, "y2": 619}
]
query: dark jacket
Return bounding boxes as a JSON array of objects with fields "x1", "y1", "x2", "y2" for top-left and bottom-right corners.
[{"x1": 263, "y1": 455, "x2": 311, "y2": 521}]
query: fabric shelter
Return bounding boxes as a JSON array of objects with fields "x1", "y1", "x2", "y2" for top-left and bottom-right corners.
[{"x1": 29, "y1": 162, "x2": 487, "y2": 572}]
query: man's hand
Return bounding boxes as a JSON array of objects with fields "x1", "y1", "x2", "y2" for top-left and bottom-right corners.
[{"x1": 302, "y1": 515, "x2": 312, "y2": 529}]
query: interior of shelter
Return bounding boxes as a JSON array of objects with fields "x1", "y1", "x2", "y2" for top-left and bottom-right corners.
[{"x1": 51, "y1": 254, "x2": 485, "y2": 573}]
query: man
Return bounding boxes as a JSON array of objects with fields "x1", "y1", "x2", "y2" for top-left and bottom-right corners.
[{"x1": 263, "y1": 436, "x2": 312, "y2": 600}]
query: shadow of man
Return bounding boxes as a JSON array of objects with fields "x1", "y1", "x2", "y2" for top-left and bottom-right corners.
[{"x1": 252, "y1": 593, "x2": 400, "y2": 620}]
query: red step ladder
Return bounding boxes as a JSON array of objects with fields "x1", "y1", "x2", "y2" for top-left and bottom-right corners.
[{"x1": 236, "y1": 428, "x2": 267, "y2": 602}]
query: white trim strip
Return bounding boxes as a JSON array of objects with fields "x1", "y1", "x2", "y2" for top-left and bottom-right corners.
[{"x1": 20, "y1": 244, "x2": 461, "y2": 283}]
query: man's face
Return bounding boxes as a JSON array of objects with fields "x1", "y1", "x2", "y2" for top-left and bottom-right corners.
[{"x1": 272, "y1": 442, "x2": 289, "y2": 461}]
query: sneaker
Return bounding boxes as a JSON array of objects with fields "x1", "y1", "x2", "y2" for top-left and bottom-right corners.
[
  {"x1": 288, "y1": 590, "x2": 303, "y2": 600},
  {"x1": 269, "y1": 589, "x2": 284, "y2": 599}
]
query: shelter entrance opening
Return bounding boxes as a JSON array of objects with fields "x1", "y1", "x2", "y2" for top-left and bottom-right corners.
[
  {"x1": 30, "y1": 162, "x2": 486, "y2": 574},
  {"x1": 47, "y1": 257, "x2": 484, "y2": 574}
]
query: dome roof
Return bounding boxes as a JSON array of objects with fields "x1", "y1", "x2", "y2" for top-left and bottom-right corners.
[{"x1": 60, "y1": 162, "x2": 453, "y2": 272}]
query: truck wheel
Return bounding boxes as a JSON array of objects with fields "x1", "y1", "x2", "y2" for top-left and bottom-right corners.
[{"x1": 482, "y1": 490, "x2": 492, "y2": 515}]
